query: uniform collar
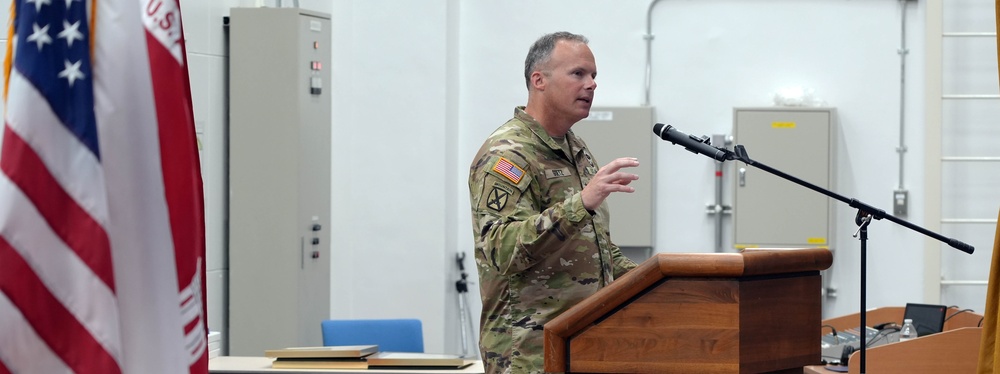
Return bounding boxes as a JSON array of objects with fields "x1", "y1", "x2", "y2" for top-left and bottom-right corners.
[{"x1": 514, "y1": 106, "x2": 583, "y2": 157}]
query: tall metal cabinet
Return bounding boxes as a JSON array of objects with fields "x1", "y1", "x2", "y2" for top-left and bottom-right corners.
[
  {"x1": 573, "y1": 107, "x2": 656, "y2": 261},
  {"x1": 228, "y1": 7, "x2": 332, "y2": 356},
  {"x1": 732, "y1": 107, "x2": 837, "y2": 249}
]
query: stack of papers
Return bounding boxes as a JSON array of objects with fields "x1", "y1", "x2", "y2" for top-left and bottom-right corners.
[
  {"x1": 263, "y1": 345, "x2": 475, "y2": 370},
  {"x1": 366, "y1": 352, "x2": 472, "y2": 369},
  {"x1": 264, "y1": 345, "x2": 378, "y2": 369}
]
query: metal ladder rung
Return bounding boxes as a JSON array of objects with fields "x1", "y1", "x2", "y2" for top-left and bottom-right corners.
[
  {"x1": 940, "y1": 280, "x2": 988, "y2": 286},
  {"x1": 943, "y1": 32, "x2": 997, "y2": 37},
  {"x1": 941, "y1": 156, "x2": 1000, "y2": 162},
  {"x1": 941, "y1": 218, "x2": 999, "y2": 224},
  {"x1": 942, "y1": 94, "x2": 1000, "y2": 99}
]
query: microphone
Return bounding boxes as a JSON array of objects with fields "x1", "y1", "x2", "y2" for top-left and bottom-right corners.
[{"x1": 652, "y1": 123, "x2": 730, "y2": 161}]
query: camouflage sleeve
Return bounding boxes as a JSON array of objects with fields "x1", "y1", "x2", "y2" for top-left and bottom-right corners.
[
  {"x1": 471, "y1": 154, "x2": 593, "y2": 276},
  {"x1": 609, "y1": 243, "x2": 638, "y2": 278}
]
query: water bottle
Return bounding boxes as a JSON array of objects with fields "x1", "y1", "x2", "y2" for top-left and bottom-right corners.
[{"x1": 899, "y1": 318, "x2": 917, "y2": 342}]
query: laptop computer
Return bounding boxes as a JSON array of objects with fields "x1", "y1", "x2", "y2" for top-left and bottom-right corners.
[{"x1": 903, "y1": 303, "x2": 947, "y2": 337}]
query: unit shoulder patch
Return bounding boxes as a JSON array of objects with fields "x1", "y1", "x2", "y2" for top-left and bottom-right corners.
[
  {"x1": 478, "y1": 175, "x2": 520, "y2": 214},
  {"x1": 485, "y1": 185, "x2": 510, "y2": 211}
]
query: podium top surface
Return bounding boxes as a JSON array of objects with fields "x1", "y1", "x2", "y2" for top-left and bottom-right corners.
[{"x1": 656, "y1": 248, "x2": 833, "y2": 277}]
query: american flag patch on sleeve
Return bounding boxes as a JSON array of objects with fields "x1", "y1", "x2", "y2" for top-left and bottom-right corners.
[{"x1": 492, "y1": 157, "x2": 525, "y2": 184}]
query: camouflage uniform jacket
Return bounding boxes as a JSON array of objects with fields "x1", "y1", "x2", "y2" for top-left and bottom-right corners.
[{"x1": 468, "y1": 107, "x2": 637, "y2": 373}]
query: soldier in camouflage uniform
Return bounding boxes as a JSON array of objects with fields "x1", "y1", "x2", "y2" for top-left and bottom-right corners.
[{"x1": 468, "y1": 32, "x2": 640, "y2": 373}]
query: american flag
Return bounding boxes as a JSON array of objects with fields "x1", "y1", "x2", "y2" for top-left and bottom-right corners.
[
  {"x1": 0, "y1": 0, "x2": 207, "y2": 372},
  {"x1": 492, "y1": 157, "x2": 524, "y2": 184}
]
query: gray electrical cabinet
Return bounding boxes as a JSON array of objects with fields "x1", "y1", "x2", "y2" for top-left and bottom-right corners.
[
  {"x1": 227, "y1": 8, "x2": 332, "y2": 356},
  {"x1": 732, "y1": 107, "x2": 836, "y2": 249},
  {"x1": 573, "y1": 107, "x2": 655, "y2": 261}
]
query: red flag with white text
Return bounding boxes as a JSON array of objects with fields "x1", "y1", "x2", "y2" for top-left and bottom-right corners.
[{"x1": 0, "y1": 0, "x2": 207, "y2": 372}]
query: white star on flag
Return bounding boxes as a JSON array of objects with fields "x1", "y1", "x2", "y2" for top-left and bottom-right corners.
[
  {"x1": 57, "y1": 59, "x2": 85, "y2": 87},
  {"x1": 25, "y1": 23, "x2": 52, "y2": 51},
  {"x1": 58, "y1": 20, "x2": 84, "y2": 48}
]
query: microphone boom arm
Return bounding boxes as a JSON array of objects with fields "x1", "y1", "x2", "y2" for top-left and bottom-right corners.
[
  {"x1": 653, "y1": 126, "x2": 974, "y2": 254},
  {"x1": 728, "y1": 144, "x2": 972, "y2": 254}
]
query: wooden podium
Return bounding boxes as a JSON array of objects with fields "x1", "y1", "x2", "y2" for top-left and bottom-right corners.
[{"x1": 544, "y1": 248, "x2": 833, "y2": 373}]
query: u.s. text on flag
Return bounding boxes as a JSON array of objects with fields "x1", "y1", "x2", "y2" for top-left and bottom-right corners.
[{"x1": 492, "y1": 157, "x2": 525, "y2": 184}]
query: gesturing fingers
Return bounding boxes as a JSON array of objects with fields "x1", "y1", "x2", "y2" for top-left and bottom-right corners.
[
  {"x1": 595, "y1": 171, "x2": 638, "y2": 191},
  {"x1": 596, "y1": 157, "x2": 639, "y2": 176},
  {"x1": 581, "y1": 157, "x2": 640, "y2": 210},
  {"x1": 598, "y1": 157, "x2": 640, "y2": 188}
]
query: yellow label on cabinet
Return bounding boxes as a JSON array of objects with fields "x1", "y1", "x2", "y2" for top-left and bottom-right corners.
[
  {"x1": 807, "y1": 237, "x2": 827, "y2": 244},
  {"x1": 734, "y1": 244, "x2": 758, "y2": 249},
  {"x1": 772, "y1": 122, "x2": 796, "y2": 128}
]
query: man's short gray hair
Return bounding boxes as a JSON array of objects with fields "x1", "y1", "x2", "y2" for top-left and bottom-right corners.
[{"x1": 523, "y1": 32, "x2": 589, "y2": 90}]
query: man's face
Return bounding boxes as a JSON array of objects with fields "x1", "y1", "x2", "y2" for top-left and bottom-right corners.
[{"x1": 537, "y1": 40, "x2": 597, "y2": 124}]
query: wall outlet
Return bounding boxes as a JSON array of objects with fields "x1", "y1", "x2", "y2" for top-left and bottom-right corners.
[{"x1": 893, "y1": 189, "x2": 908, "y2": 216}]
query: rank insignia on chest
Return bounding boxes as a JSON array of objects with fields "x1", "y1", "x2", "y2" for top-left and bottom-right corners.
[{"x1": 492, "y1": 157, "x2": 525, "y2": 184}]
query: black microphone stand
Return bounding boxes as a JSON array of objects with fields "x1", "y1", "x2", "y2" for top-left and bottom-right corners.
[
  {"x1": 854, "y1": 210, "x2": 872, "y2": 372},
  {"x1": 662, "y1": 134, "x2": 975, "y2": 374}
]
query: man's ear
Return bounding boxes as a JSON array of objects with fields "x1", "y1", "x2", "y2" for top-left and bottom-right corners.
[{"x1": 529, "y1": 70, "x2": 546, "y2": 91}]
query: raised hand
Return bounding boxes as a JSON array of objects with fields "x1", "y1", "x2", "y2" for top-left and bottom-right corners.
[{"x1": 581, "y1": 157, "x2": 640, "y2": 211}]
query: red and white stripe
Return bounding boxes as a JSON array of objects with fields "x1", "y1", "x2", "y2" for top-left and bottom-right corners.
[
  {"x1": 0, "y1": 33, "x2": 123, "y2": 374},
  {"x1": 93, "y1": 0, "x2": 207, "y2": 371}
]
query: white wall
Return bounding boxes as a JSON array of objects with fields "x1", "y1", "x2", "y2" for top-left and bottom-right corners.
[
  {"x1": 325, "y1": 0, "x2": 456, "y2": 353},
  {"x1": 2, "y1": 0, "x2": 991, "y2": 358}
]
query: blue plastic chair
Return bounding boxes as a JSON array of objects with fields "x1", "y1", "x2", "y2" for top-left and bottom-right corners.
[{"x1": 320, "y1": 319, "x2": 424, "y2": 353}]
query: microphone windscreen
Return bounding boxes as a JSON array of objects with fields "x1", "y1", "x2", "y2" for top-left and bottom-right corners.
[{"x1": 652, "y1": 123, "x2": 665, "y2": 136}]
